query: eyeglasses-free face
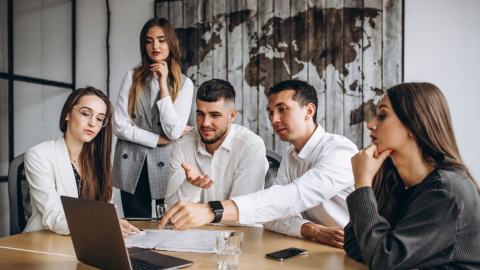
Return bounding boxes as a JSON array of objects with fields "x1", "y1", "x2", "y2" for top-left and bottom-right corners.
[{"x1": 72, "y1": 107, "x2": 108, "y2": 128}]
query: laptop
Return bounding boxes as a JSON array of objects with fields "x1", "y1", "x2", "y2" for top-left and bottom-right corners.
[{"x1": 61, "y1": 196, "x2": 193, "y2": 270}]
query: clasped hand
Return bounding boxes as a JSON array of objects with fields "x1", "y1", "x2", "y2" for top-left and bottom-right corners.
[
  {"x1": 351, "y1": 144, "x2": 393, "y2": 189},
  {"x1": 181, "y1": 162, "x2": 214, "y2": 189}
]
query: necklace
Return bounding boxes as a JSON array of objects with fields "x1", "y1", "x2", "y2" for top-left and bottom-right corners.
[{"x1": 405, "y1": 167, "x2": 434, "y2": 189}]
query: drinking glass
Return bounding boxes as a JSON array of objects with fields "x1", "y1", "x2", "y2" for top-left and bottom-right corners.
[{"x1": 216, "y1": 231, "x2": 243, "y2": 270}]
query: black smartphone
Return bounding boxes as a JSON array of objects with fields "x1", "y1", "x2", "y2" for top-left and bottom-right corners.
[{"x1": 266, "y1": 247, "x2": 308, "y2": 261}]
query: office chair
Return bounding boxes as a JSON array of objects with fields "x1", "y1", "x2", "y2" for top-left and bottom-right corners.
[
  {"x1": 265, "y1": 150, "x2": 283, "y2": 189},
  {"x1": 8, "y1": 154, "x2": 32, "y2": 235}
]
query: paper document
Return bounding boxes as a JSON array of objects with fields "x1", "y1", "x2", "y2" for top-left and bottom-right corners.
[{"x1": 124, "y1": 229, "x2": 230, "y2": 253}]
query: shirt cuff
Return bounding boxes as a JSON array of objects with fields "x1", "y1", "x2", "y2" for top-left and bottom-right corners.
[
  {"x1": 230, "y1": 195, "x2": 256, "y2": 225},
  {"x1": 288, "y1": 219, "x2": 312, "y2": 238},
  {"x1": 131, "y1": 128, "x2": 160, "y2": 148},
  {"x1": 156, "y1": 96, "x2": 176, "y2": 121},
  {"x1": 179, "y1": 180, "x2": 202, "y2": 197}
]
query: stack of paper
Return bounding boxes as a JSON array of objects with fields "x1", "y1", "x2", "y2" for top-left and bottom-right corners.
[{"x1": 124, "y1": 229, "x2": 231, "y2": 253}]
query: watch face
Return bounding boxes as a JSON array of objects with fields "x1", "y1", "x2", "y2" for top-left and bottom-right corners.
[{"x1": 209, "y1": 201, "x2": 224, "y2": 211}]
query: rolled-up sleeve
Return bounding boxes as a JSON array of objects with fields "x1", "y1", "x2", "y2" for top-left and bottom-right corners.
[
  {"x1": 156, "y1": 77, "x2": 194, "y2": 140},
  {"x1": 113, "y1": 70, "x2": 160, "y2": 148}
]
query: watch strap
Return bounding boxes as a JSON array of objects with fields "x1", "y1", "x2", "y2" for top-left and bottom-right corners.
[{"x1": 208, "y1": 201, "x2": 223, "y2": 223}]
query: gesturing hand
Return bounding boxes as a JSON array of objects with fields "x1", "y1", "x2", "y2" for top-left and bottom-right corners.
[
  {"x1": 150, "y1": 61, "x2": 169, "y2": 86},
  {"x1": 181, "y1": 162, "x2": 214, "y2": 189},
  {"x1": 351, "y1": 144, "x2": 393, "y2": 189}
]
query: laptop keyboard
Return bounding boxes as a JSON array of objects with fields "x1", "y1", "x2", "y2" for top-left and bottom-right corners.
[{"x1": 131, "y1": 258, "x2": 164, "y2": 270}]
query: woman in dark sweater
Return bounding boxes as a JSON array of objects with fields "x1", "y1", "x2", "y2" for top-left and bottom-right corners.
[{"x1": 344, "y1": 82, "x2": 480, "y2": 269}]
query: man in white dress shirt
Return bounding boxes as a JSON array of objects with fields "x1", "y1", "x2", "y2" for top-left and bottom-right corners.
[
  {"x1": 164, "y1": 79, "x2": 268, "y2": 207},
  {"x1": 160, "y1": 80, "x2": 358, "y2": 248}
]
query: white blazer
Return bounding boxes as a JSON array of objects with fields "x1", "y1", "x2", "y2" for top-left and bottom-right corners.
[{"x1": 23, "y1": 136, "x2": 113, "y2": 235}]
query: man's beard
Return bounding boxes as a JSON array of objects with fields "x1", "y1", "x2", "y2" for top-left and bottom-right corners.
[{"x1": 200, "y1": 126, "x2": 228, "y2": 145}]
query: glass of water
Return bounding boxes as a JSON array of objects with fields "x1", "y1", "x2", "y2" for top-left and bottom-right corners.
[
  {"x1": 216, "y1": 231, "x2": 243, "y2": 270},
  {"x1": 156, "y1": 204, "x2": 174, "y2": 230}
]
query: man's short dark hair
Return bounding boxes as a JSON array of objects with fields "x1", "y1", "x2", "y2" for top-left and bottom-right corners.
[
  {"x1": 197, "y1": 79, "x2": 236, "y2": 104},
  {"x1": 268, "y1": 80, "x2": 318, "y2": 123}
]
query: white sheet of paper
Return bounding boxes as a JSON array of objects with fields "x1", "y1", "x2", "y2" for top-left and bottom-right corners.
[{"x1": 124, "y1": 229, "x2": 232, "y2": 253}]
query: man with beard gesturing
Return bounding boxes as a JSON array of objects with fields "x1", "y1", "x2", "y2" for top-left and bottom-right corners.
[{"x1": 164, "y1": 79, "x2": 268, "y2": 215}]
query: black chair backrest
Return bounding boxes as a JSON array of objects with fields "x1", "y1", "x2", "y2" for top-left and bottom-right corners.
[
  {"x1": 265, "y1": 150, "x2": 283, "y2": 189},
  {"x1": 8, "y1": 154, "x2": 32, "y2": 235}
]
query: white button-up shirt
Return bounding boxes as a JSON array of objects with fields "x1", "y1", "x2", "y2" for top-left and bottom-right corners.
[
  {"x1": 231, "y1": 126, "x2": 357, "y2": 238},
  {"x1": 113, "y1": 70, "x2": 194, "y2": 148},
  {"x1": 165, "y1": 124, "x2": 269, "y2": 205}
]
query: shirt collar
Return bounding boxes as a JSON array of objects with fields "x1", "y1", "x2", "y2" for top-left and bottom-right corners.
[
  {"x1": 197, "y1": 124, "x2": 237, "y2": 156},
  {"x1": 294, "y1": 125, "x2": 326, "y2": 160}
]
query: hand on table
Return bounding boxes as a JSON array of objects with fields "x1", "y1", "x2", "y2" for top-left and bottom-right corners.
[
  {"x1": 351, "y1": 144, "x2": 393, "y2": 189},
  {"x1": 158, "y1": 201, "x2": 214, "y2": 231},
  {"x1": 119, "y1": 219, "x2": 141, "y2": 237},
  {"x1": 301, "y1": 223, "x2": 344, "y2": 249},
  {"x1": 181, "y1": 162, "x2": 214, "y2": 189}
]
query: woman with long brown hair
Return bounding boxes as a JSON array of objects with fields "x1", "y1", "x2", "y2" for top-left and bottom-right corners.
[
  {"x1": 24, "y1": 87, "x2": 139, "y2": 236},
  {"x1": 344, "y1": 82, "x2": 480, "y2": 269},
  {"x1": 113, "y1": 18, "x2": 193, "y2": 217}
]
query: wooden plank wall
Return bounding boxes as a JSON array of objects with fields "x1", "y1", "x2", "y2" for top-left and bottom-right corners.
[{"x1": 155, "y1": 0, "x2": 403, "y2": 155}]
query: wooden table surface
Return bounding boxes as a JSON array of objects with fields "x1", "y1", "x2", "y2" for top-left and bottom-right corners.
[{"x1": 0, "y1": 222, "x2": 367, "y2": 269}]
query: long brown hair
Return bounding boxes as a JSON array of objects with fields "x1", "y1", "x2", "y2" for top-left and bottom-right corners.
[
  {"x1": 128, "y1": 18, "x2": 182, "y2": 122},
  {"x1": 59, "y1": 87, "x2": 113, "y2": 202},
  {"x1": 372, "y1": 82, "x2": 479, "y2": 222}
]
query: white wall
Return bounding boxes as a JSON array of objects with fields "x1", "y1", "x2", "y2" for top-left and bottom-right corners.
[{"x1": 404, "y1": 0, "x2": 480, "y2": 181}]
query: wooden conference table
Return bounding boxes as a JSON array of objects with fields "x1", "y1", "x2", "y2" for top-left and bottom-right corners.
[{"x1": 0, "y1": 221, "x2": 367, "y2": 270}]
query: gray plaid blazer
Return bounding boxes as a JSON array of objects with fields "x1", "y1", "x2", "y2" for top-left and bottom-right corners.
[{"x1": 113, "y1": 74, "x2": 187, "y2": 200}]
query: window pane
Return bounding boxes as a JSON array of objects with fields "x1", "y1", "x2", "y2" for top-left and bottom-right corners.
[
  {"x1": 0, "y1": 79, "x2": 7, "y2": 175},
  {"x1": 0, "y1": 0, "x2": 7, "y2": 73},
  {"x1": 13, "y1": 0, "x2": 72, "y2": 83},
  {"x1": 14, "y1": 81, "x2": 71, "y2": 156}
]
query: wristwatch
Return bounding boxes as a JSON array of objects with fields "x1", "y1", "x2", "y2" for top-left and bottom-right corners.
[{"x1": 208, "y1": 201, "x2": 224, "y2": 223}]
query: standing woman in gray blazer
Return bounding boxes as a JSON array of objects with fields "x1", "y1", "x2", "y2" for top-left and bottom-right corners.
[
  {"x1": 344, "y1": 83, "x2": 480, "y2": 269},
  {"x1": 24, "y1": 87, "x2": 139, "y2": 236},
  {"x1": 113, "y1": 18, "x2": 194, "y2": 218}
]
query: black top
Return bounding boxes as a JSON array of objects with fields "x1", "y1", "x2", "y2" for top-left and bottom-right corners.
[
  {"x1": 390, "y1": 184, "x2": 418, "y2": 225},
  {"x1": 344, "y1": 168, "x2": 480, "y2": 270},
  {"x1": 71, "y1": 163, "x2": 82, "y2": 197}
]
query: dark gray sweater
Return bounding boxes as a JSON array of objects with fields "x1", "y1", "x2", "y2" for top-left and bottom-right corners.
[{"x1": 344, "y1": 168, "x2": 480, "y2": 270}]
